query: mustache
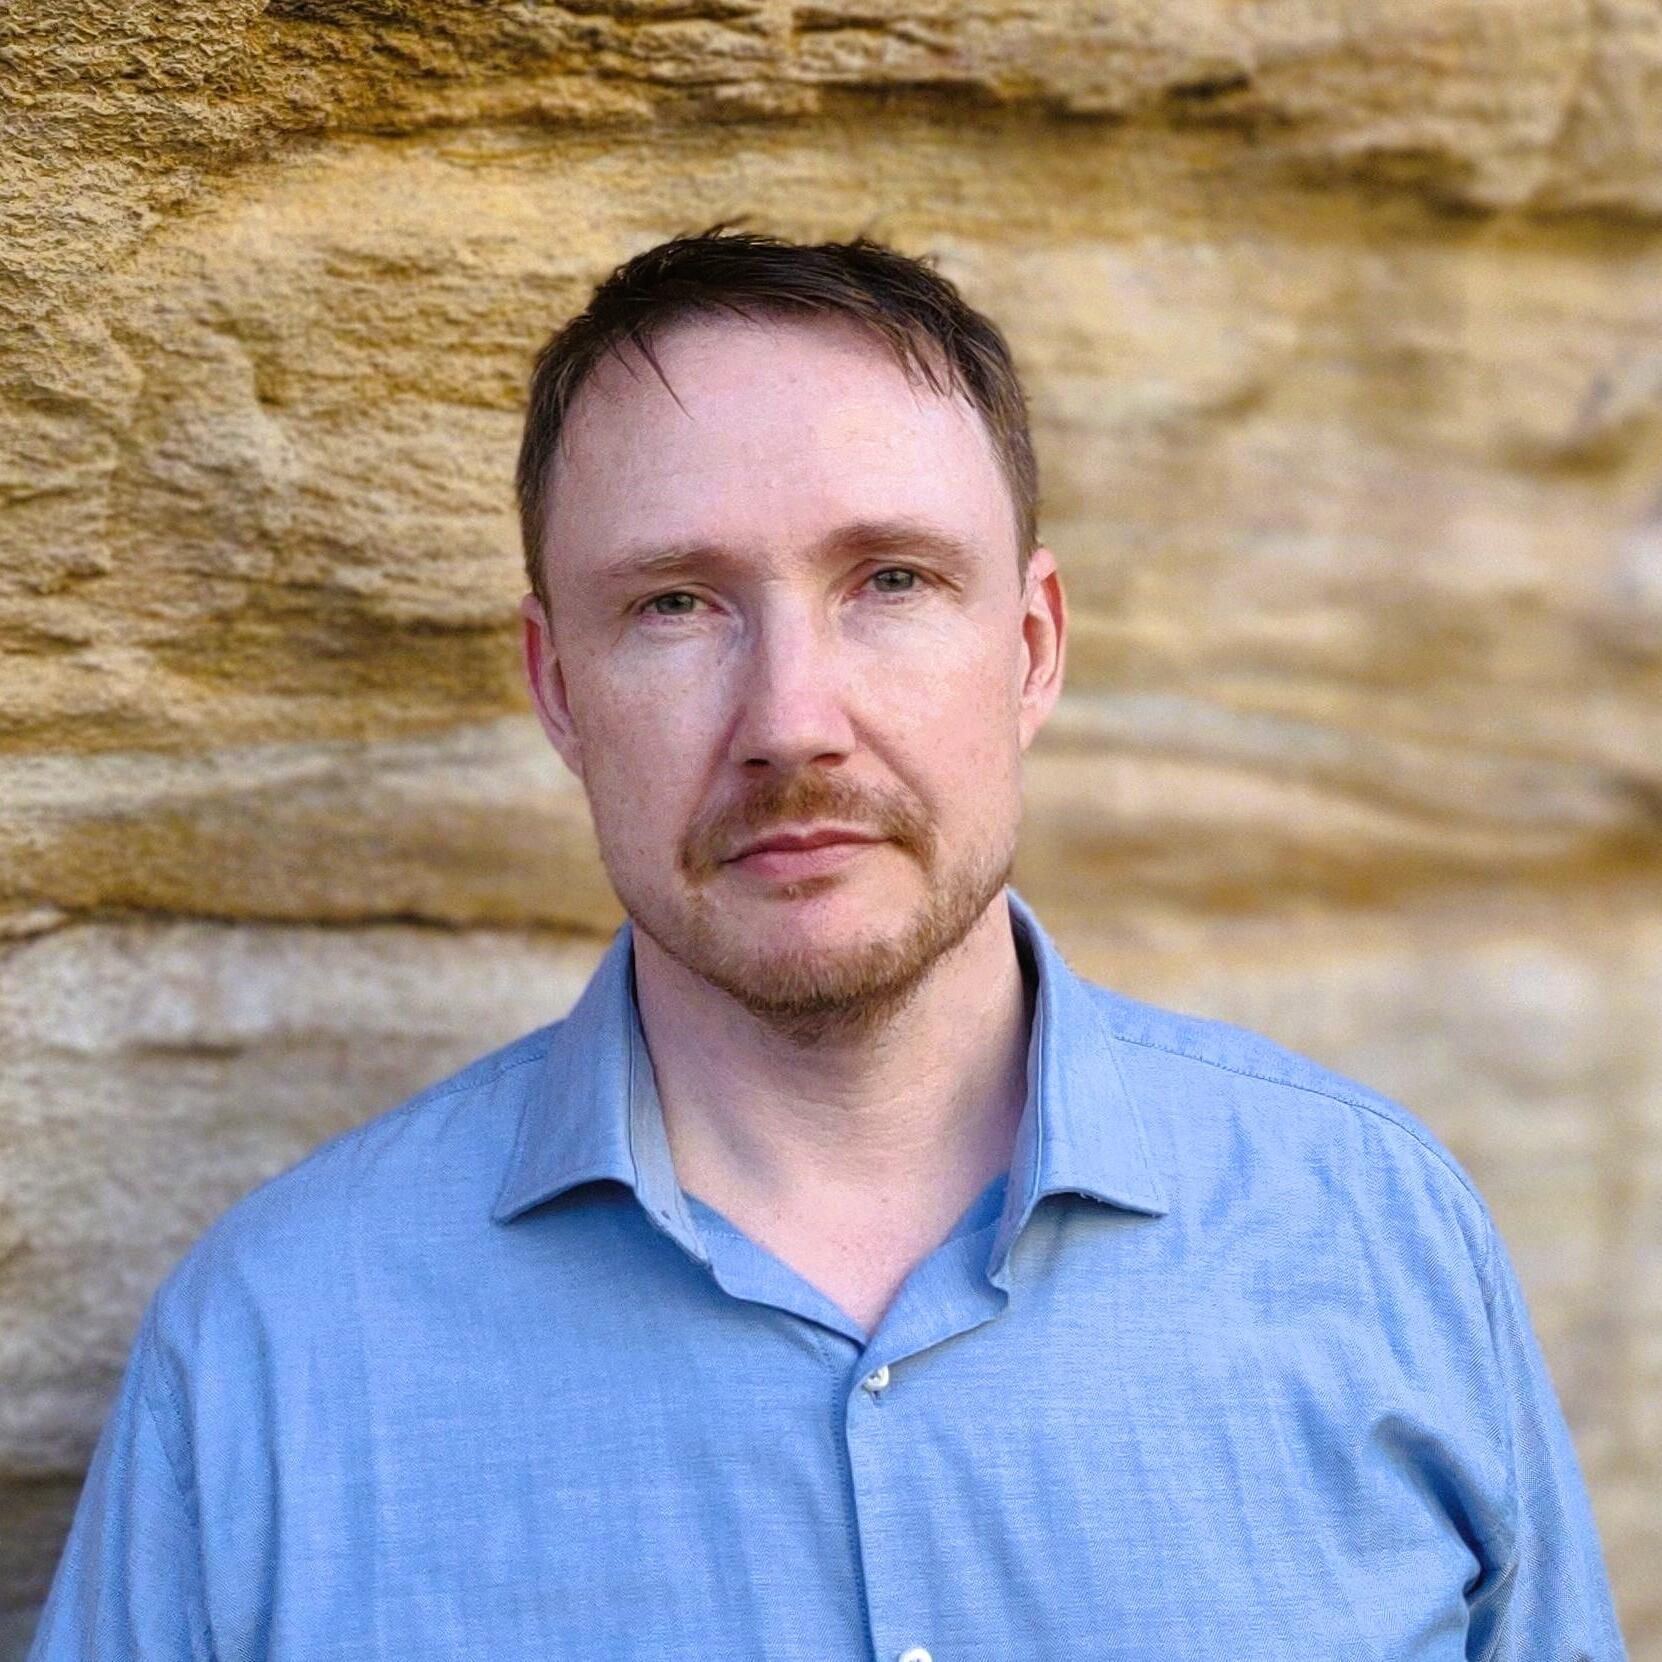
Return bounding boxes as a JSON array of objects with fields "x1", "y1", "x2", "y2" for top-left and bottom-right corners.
[{"x1": 679, "y1": 774, "x2": 933, "y2": 879}]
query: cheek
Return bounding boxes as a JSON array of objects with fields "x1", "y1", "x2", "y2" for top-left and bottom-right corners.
[
  {"x1": 877, "y1": 638, "x2": 1023, "y2": 753},
  {"x1": 575, "y1": 647, "x2": 714, "y2": 759},
  {"x1": 573, "y1": 669, "x2": 715, "y2": 850},
  {"x1": 866, "y1": 654, "x2": 1026, "y2": 829}
]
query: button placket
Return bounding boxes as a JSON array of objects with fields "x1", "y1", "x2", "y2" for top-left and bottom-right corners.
[{"x1": 841, "y1": 1244, "x2": 1006, "y2": 1662}]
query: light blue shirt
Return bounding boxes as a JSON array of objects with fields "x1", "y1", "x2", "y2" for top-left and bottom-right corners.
[{"x1": 31, "y1": 889, "x2": 1625, "y2": 1660}]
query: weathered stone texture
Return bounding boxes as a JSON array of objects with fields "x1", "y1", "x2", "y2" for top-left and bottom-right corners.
[{"x1": 3, "y1": 0, "x2": 1661, "y2": 1653}]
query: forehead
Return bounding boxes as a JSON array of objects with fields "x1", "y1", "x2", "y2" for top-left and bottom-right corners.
[{"x1": 543, "y1": 312, "x2": 1018, "y2": 581}]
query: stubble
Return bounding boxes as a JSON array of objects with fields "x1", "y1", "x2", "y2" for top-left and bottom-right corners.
[{"x1": 610, "y1": 769, "x2": 1015, "y2": 1047}]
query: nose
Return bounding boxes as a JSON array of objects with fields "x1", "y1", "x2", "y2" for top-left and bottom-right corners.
[{"x1": 726, "y1": 602, "x2": 856, "y2": 774}]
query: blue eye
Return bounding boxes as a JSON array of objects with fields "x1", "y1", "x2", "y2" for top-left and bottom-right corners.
[
  {"x1": 644, "y1": 592, "x2": 699, "y2": 615},
  {"x1": 870, "y1": 568, "x2": 917, "y2": 593}
]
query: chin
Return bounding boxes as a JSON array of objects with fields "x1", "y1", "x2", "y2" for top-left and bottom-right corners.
[
  {"x1": 706, "y1": 876, "x2": 909, "y2": 970},
  {"x1": 628, "y1": 847, "x2": 1014, "y2": 1042},
  {"x1": 694, "y1": 928, "x2": 936, "y2": 1044}
]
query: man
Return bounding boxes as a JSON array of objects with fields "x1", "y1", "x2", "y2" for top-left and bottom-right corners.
[{"x1": 32, "y1": 230, "x2": 1625, "y2": 1660}]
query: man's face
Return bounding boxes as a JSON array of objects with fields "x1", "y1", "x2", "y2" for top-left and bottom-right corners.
[{"x1": 522, "y1": 312, "x2": 1065, "y2": 1039}]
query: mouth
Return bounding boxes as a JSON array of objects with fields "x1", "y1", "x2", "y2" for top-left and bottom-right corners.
[{"x1": 723, "y1": 827, "x2": 888, "y2": 881}]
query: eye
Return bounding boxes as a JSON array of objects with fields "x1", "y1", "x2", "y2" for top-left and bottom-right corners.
[
  {"x1": 868, "y1": 567, "x2": 919, "y2": 594},
  {"x1": 641, "y1": 591, "x2": 701, "y2": 616}
]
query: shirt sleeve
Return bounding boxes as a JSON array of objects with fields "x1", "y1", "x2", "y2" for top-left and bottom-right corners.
[
  {"x1": 1465, "y1": 1213, "x2": 1628, "y2": 1661},
  {"x1": 27, "y1": 1304, "x2": 213, "y2": 1662}
]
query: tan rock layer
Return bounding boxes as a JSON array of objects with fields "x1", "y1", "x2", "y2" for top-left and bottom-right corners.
[{"x1": 5, "y1": 1, "x2": 1661, "y2": 226}]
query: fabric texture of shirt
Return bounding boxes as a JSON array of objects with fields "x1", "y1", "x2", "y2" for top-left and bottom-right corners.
[{"x1": 30, "y1": 888, "x2": 1627, "y2": 1660}]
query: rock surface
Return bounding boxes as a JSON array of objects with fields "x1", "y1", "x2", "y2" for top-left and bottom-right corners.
[{"x1": 3, "y1": 0, "x2": 1661, "y2": 1651}]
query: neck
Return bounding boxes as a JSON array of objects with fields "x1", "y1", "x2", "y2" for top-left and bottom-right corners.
[{"x1": 634, "y1": 892, "x2": 1033, "y2": 1223}]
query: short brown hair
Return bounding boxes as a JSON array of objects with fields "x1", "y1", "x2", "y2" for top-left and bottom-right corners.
[{"x1": 515, "y1": 227, "x2": 1038, "y2": 609}]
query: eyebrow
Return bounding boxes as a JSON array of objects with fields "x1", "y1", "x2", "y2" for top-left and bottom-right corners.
[{"x1": 595, "y1": 519, "x2": 979, "y2": 587}]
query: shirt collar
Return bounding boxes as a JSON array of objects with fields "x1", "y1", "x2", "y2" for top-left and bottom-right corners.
[
  {"x1": 491, "y1": 918, "x2": 705, "y2": 1252},
  {"x1": 492, "y1": 887, "x2": 1169, "y2": 1257},
  {"x1": 986, "y1": 887, "x2": 1169, "y2": 1281}
]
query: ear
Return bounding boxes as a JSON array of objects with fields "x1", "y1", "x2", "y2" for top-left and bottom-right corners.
[
  {"x1": 520, "y1": 592, "x2": 585, "y2": 780},
  {"x1": 1016, "y1": 545, "x2": 1066, "y2": 751}
]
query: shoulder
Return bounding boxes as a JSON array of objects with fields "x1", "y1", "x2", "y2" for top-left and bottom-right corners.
[
  {"x1": 1088, "y1": 980, "x2": 1497, "y2": 1282},
  {"x1": 149, "y1": 1022, "x2": 559, "y2": 1337}
]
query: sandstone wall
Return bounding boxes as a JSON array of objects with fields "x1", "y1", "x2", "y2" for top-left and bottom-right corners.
[{"x1": 3, "y1": 1, "x2": 1661, "y2": 1652}]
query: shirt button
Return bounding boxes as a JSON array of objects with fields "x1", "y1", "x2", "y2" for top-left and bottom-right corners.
[
  {"x1": 897, "y1": 1649, "x2": 932, "y2": 1662},
  {"x1": 861, "y1": 1364, "x2": 891, "y2": 1393}
]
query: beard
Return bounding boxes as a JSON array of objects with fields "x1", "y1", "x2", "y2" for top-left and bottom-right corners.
[{"x1": 600, "y1": 768, "x2": 1016, "y2": 1047}]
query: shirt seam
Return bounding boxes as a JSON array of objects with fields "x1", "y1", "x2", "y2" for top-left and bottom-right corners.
[
  {"x1": 1097, "y1": 1019, "x2": 1166, "y2": 1205},
  {"x1": 135, "y1": 1315, "x2": 218, "y2": 1661},
  {"x1": 294, "y1": 1039, "x2": 557, "y2": 1176},
  {"x1": 425, "y1": 1041, "x2": 552, "y2": 1115},
  {"x1": 137, "y1": 1352, "x2": 198, "y2": 1526},
  {"x1": 1471, "y1": 1236, "x2": 1523, "y2": 1613},
  {"x1": 132, "y1": 1303, "x2": 197, "y2": 1522},
  {"x1": 1109, "y1": 1030, "x2": 1496, "y2": 1286},
  {"x1": 460, "y1": 1042, "x2": 557, "y2": 1215}
]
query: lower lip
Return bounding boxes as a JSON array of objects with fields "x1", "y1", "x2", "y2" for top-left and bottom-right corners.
[{"x1": 728, "y1": 840, "x2": 884, "y2": 881}]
